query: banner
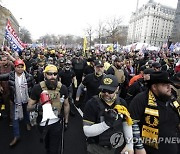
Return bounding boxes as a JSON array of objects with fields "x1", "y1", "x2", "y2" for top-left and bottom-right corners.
[{"x1": 5, "y1": 20, "x2": 25, "y2": 53}]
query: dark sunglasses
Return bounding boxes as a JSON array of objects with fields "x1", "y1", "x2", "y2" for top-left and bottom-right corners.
[
  {"x1": 101, "y1": 89, "x2": 115, "y2": 94},
  {"x1": 46, "y1": 72, "x2": 58, "y2": 76}
]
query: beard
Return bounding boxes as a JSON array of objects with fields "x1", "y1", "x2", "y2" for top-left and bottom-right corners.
[
  {"x1": 45, "y1": 78, "x2": 58, "y2": 90},
  {"x1": 115, "y1": 64, "x2": 122, "y2": 69},
  {"x1": 157, "y1": 92, "x2": 171, "y2": 102},
  {"x1": 101, "y1": 93, "x2": 116, "y2": 104}
]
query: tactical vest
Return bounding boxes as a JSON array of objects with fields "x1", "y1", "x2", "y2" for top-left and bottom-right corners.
[
  {"x1": 111, "y1": 65, "x2": 125, "y2": 84},
  {"x1": 90, "y1": 96, "x2": 124, "y2": 148},
  {"x1": 40, "y1": 81, "x2": 62, "y2": 114}
]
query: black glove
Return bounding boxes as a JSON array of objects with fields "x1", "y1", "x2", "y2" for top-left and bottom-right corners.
[
  {"x1": 104, "y1": 109, "x2": 118, "y2": 127},
  {"x1": 75, "y1": 100, "x2": 81, "y2": 108}
]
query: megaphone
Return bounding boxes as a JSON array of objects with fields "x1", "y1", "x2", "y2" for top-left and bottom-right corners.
[{"x1": 40, "y1": 90, "x2": 59, "y2": 126}]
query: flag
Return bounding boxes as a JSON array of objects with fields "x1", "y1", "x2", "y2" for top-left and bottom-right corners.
[
  {"x1": 162, "y1": 42, "x2": 168, "y2": 48},
  {"x1": 116, "y1": 41, "x2": 119, "y2": 52},
  {"x1": 5, "y1": 20, "x2": 25, "y2": 53},
  {"x1": 107, "y1": 44, "x2": 113, "y2": 52},
  {"x1": 169, "y1": 43, "x2": 175, "y2": 52},
  {"x1": 83, "y1": 37, "x2": 87, "y2": 56},
  {"x1": 174, "y1": 42, "x2": 180, "y2": 48},
  {"x1": 113, "y1": 42, "x2": 119, "y2": 51},
  {"x1": 130, "y1": 43, "x2": 137, "y2": 51}
]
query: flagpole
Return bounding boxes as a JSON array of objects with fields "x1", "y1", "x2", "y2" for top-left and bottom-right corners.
[
  {"x1": 2, "y1": 37, "x2": 5, "y2": 50},
  {"x1": 2, "y1": 18, "x2": 9, "y2": 51}
]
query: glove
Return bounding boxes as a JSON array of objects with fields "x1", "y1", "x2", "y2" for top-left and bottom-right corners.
[
  {"x1": 74, "y1": 100, "x2": 81, "y2": 108},
  {"x1": 104, "y1": 109, "x2": 118, "y2": 127}
]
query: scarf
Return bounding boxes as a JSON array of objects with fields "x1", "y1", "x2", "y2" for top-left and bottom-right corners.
[
  {"x1": 142, "y1": 90, "x2": 159, "y2": 149},
  {"x1": 14, "y1": 72, "x2": 29, "y2": 120}
]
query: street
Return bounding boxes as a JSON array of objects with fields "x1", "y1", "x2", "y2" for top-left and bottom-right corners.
[{"x1": 0, "y1": 106, "x2": 87, "y2": 154}]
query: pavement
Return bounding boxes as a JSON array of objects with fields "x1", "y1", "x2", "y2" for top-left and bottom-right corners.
[{"x1": 0, "y1": 106, "x2": 87, "y2": 154}]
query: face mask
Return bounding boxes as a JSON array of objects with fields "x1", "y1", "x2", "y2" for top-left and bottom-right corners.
[
  {"x1": 65, "y1": 66, "x2": 70, "y2": 70},
  {"x1": 25, "y1": 55, "x2": 31, "y2": 59}
]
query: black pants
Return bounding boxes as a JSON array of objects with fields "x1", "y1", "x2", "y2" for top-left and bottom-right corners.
[{"x1": 40, "y1": 121, "x2": 63, "y2": 154}]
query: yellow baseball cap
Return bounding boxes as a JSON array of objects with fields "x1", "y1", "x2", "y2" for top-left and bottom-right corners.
[{"x1": 43, "y1": 64, "x2": 58, "y2": 73}]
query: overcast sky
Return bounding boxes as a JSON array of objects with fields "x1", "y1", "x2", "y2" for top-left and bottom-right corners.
[{"x1": 1, "y1": 0, "x2": 178, "y2": 40}]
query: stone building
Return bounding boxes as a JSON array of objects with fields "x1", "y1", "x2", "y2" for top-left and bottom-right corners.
[
  {"x1": 0, "y1": 4, "x2": 19, "y2": 46},
  {"x1": 171, "y1": 0, "x2": 180, "y2": 43},
  {"x1": 127, "y1": 0, "x2": 176, "y2": 46}
]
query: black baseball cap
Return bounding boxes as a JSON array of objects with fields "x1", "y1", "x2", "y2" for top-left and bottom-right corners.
[
  {"x1": 152, "y1": 62, "x2": 161, "y2": 68},
  {"x1": 143, "y1": 68, "x2": 154, "y2": 74},
  {"x1": 114, "y1": 57, "x2": 123, "y2": 62},
  {"x1": 94, "y1": 60, "x2": 104, "y2": 67},
  {"x1": 99, "y1": 75, "x2": 119, "y2": 92}
]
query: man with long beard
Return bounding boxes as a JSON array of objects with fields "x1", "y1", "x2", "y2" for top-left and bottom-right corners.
[
  {"x1": 129, "y1": 71, "x2": 180, "y2": 154},
  {"x1": 27, "y1": 64, "x2": 70, "y2": 154}
]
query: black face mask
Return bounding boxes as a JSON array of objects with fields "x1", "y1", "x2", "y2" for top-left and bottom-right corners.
[
  {"x1": 65, "y1": 66, "x2": 70, "y2": 71},
  {"x1": 45, "y1": 78, "x2": 58, "y2": 90},
  {"x1": 25, "y1": 55, "x2": 31, "y2": 60}
]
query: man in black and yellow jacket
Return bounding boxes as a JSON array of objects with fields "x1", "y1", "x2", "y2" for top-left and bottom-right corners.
[
  {"x1": 129, "y1": 71, "x2": 180, "y2": 154},
  {"x1": 83, "y1": 75, "x2": 134, "y2": 154}
]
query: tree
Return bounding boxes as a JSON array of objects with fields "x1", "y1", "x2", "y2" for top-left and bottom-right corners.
[
  {"x1": 105, "y1": 17, "x2": 123, "y2": 44},
  {"x1": 37, "y1": 34, "x2": 83, "y2": 49},
  {"x1": 95, "y1": 20, "x2": 106, "y2": 44},
  {"x1": 85, "y1": 25, "x2": 94, "y2": 49},
  {"x1": 19, "y1": 27, "x2": 32, "y2": 43}
]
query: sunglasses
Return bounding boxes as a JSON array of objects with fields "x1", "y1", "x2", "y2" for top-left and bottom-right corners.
[
  {"x1": 101, "y1": 89, "x2": 115, "y2": 94},
  {"x1": 46, "y1": 72, "x2": 58, "y2": 76}
]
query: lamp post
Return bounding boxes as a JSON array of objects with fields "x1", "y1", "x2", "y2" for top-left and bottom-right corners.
[{"x1": 167, "y1": 35, "x2": 171, "y2": 49}]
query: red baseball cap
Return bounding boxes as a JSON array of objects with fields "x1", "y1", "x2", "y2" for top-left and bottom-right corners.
[{"x1": 14, "y1": 59, "x2": 24, "y2": 66}]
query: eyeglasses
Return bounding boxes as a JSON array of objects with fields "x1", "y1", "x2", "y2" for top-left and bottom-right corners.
[
  {"x1": 101, "y1": 89, "x2": 115, "y2": 94},
  {"x1": 46, "y1": 72, "x2": 58, "y2": 76}
]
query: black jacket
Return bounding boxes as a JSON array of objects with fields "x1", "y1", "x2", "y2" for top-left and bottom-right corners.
[{"x1": 0, "y1": 71, "x2": 35, "y2": 102}]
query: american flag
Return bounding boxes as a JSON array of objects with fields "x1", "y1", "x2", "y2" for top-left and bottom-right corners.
[{"x1": 5, "y1": 20, "x2": 25, "y2": 53}]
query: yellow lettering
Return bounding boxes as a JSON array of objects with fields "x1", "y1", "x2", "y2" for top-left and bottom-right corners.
[{"x1": 142, "y1": 125, "x2": 158, "y2": 139}]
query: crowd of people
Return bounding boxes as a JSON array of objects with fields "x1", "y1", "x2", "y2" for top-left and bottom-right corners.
[{"x1": 0, "y1": 46, "x2": 179, "y2": 154}]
